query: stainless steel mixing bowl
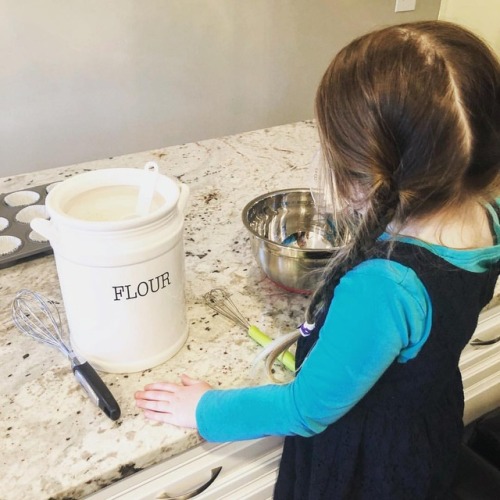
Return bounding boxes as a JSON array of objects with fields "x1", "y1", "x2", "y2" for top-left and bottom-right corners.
[{"x1": 242, "y1": 188, "x2": 337, "y2": 293}]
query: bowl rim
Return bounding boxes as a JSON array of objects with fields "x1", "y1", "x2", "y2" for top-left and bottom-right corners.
[{"x1": 241, "y1": 187, "x2": 337, "y2": 256}]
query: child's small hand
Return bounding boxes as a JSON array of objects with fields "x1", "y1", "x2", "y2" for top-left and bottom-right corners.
[{"x1": 134, "y1": 374, "x2": 212, "y2": 428}]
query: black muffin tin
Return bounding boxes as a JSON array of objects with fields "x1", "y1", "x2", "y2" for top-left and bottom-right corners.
[{"x1": 0, "y1": 182, "x2": 60, "y2": 269}]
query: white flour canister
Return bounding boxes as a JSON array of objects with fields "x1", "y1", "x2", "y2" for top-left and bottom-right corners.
[{"x1": 31, "y1": 163, "x2": 189, "y2": 373}]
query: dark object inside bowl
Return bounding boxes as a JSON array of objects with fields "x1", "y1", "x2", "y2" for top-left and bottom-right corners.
[
  {"x1": 242, "y1": 188, "x2": 337, "y2": 293},
  {"x1": 281, "y1": 229, "x2": 335, "y2": 249}
]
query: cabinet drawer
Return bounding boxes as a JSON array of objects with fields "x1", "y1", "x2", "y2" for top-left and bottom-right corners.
[
  {"x1": 462, "y1": 305, "x2": 500, "y2": 425},
  {"x1": 85, "y1": 436, "x2": 283, "y2": 500}
]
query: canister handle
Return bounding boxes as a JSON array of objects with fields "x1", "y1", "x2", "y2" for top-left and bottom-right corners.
[{"x1": 31, "y1": 218, "x2": 58, "y2": 244}]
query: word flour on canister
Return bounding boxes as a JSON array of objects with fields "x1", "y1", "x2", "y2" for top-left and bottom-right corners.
[{"x1": 31, "y1": 164, "x2": 189, "y2": 373}]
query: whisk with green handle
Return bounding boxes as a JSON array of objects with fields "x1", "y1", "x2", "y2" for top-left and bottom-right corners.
[{"x1": 203, "y1": 288, "x2": 295, "y2": 372}]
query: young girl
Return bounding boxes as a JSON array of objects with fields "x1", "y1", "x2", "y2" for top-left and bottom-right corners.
[{"x1": 135, "y1": 21, "x2": 500, "y2": 499}]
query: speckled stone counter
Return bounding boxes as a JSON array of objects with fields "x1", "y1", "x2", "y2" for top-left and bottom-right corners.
[
  {"x1": 0, "y1": 122, "x2": 316, "y2": 499},
  {"x1": 2, "y1": 120, "x2": 499, "y2": 500}
]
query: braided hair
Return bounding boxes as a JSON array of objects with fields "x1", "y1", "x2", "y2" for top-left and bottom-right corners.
[{"x1": 261, "y1": 21, "x2": 500, "y2": 381}]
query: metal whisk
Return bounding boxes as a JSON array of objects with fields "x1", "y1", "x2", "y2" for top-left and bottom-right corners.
[
  {"x1": 12, "y1": 289, "x2": 121, "y2": 420},
  {"x1": 203, "y1": 288, "x2": 295, "y2": 371}
]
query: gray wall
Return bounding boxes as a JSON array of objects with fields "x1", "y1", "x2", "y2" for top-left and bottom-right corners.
[{"x1": 0, "y1": 0, "x2": 441, "y2": 177}]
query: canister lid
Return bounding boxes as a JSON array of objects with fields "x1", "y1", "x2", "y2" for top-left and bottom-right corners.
[{"x1": 45, "y1": 166, "x2": 180, "y2": 231}]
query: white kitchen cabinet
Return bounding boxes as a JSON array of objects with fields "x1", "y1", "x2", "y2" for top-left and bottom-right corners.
[
  {"x1": 85, "y1": 435, "x2": 283, "y2": 500},
  {"x1": 86, "y1": 305, "x2": 500, "y2": 499},
  {"x1": 462, "y1": 305, "x2": 500, "y2": 425}
]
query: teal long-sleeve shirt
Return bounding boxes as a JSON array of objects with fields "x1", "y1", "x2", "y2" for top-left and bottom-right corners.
[{"x1": 196, "y1": 203, "x2": 500, "y2": 442}]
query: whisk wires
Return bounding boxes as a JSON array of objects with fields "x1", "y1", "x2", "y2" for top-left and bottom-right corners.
[
  {"x1": 203, "y1": 288, "x2": 250, "y2": 329},
  {"x1": 12, "y1": 289, "x2": 71, "y2": 358}
]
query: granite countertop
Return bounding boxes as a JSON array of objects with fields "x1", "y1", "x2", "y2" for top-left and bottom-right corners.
[
  {"x1": 2, "y1": 120, "x2": 499, "y2": 499},
  {"x1": 0, "y1": 121, "x2": 316, "y2": 499}
]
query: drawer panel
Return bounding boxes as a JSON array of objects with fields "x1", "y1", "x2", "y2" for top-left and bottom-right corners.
[{"x1": 85, "y1": 436, "x2": 284, "y2": 500}]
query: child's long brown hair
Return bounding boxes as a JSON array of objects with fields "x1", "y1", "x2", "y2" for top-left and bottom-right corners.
[
  {"x1": 261, "y1": 21, "x2": 500, "y2": 381},
  {"x1": 308, "y1": 20, "x2": 500, "y2": 325}
]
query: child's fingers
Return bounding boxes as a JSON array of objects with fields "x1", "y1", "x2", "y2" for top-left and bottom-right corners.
[
  {"x1": 135, "y1": 389, "x2": 172, "y2": 402},
  {"x1": 135, "y1": 376, "x2": 209, "y2": 429},
  {"x1": 143, "y1": 382, "x2": 180, "y2": 392},
  {"x1": 135, "y1": 396, "x2": 170, "y2": 413}
]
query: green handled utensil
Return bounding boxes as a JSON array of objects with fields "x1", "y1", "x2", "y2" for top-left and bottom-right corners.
[{"x1": 203, "y1": 288, "x2": 295, "y2": 372}]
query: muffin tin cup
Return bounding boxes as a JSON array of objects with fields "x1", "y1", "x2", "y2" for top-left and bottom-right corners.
[{"x1": 0, "y1": 183, "x2": 60, "y2": 268}]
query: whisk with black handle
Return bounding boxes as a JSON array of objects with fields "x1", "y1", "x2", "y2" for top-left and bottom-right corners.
[{"x1": 12, "y1": 289, "x2": 121, "y2": 421}]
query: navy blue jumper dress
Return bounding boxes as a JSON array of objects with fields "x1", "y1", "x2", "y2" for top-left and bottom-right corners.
[{"x1": 274, "y1": 241, "x2": 499, "y2": 499}]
